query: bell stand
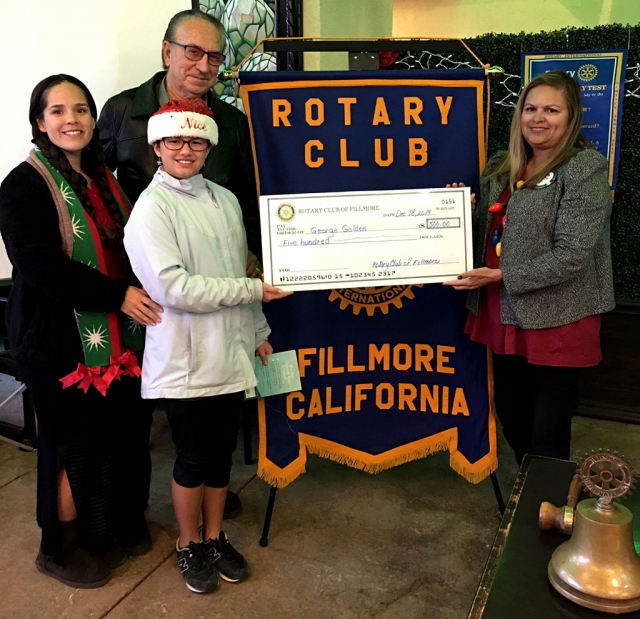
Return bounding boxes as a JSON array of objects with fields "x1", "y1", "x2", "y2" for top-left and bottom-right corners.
[{"x1": 225, "y1": 37, "x2": 505, "y2": 546}]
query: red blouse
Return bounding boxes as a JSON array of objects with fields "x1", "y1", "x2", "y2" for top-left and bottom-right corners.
[{"x1": 465, "y1": 186, "x2": 602, "y2": 367}]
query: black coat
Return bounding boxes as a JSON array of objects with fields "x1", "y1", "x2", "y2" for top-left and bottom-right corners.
[
  {"x1": 97, "y1": 71, "x2": 261, "y2": 255},
  {"x1": 0, "y1": 162, "x2": 129, "y2": 370}
]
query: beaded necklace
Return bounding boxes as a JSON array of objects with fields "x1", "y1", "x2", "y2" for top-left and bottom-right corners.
[
  {"x1": 487, "y1": 170, "x2": 558, "y2": 256},
  {"x1": 488, "y1": 180, "x2": 525, "y2": 257}
]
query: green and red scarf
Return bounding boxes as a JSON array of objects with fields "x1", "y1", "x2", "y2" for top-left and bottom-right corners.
[{"x1": 29, "y1": 149, "x2": 144, "y2": 395}]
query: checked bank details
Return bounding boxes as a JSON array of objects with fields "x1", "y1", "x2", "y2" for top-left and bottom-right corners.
[{"x1": 260, "y1": 187, "x2": 472, "y2": 291}]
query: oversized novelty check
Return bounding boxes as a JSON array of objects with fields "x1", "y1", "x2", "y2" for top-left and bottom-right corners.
[{"x1": 260, "y1": 187, "x2": 472, "y2": 291}]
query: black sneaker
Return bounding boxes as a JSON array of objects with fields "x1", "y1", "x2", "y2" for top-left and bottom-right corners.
[
  {"x1": 202, "y1": 531, "x2": 250, "y2": 583},
  {"x1": 176, "y1": 539, "x2": 219, "y2": 594}
]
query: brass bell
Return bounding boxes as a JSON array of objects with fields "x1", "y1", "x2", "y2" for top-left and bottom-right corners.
[{"x1": 548, "y1": 450, "x2": 640, "y2": 614}]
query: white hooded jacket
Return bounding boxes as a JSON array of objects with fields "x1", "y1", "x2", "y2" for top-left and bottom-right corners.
[{"x1": 124, "y1": 169, "x2": 270, "y2": 399}]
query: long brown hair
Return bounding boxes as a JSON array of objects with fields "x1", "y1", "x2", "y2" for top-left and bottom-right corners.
[
  {"x1": 491, "y1": 70, "x2": 591, "y2": 189},
  {"x1": 29, "y1": 74, "x2": 126, "y2": 249}
]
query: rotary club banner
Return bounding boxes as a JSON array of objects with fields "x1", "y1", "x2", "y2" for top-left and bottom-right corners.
[
  {"x1": 240, "y1": 70, "x2": 497, "y2": 487},
  {"x1": 521, "y1": 50, "x2": 627, "y2": 189}
]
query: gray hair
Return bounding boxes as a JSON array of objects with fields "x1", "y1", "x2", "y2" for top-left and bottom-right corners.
[{"x1": 161, "y1": 9, "x2": 226, "y2": 69}]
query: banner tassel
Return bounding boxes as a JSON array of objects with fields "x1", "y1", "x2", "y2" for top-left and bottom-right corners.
[
  {"x1": 306, "y1": 440, "x2": 452, "y2": 474},
  {"x1": 450, "y1": 453, "x2": 498, "y2": 484},
  {"x1": 258, "y1": 462, "x2": 307, "y2": 488}
]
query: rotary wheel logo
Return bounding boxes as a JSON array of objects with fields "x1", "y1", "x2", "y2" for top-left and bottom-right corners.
[
  {"x1": 578, "y1": 64, "x2": 598, "y2": 82},
  {"x1": 276, "y1": 203, "x2": 295, "y2": 222},
  {"x1": 328, "y1": 285, "x2": 423, "y2": 316}
]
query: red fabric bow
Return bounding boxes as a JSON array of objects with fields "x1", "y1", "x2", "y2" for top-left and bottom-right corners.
[
  {"x1": 108, "y1": 350, "x2": 142, "y2": 381},
  {"x1": 60, "y1": 364, "x2": 109, "y2": 396},
  {"x1": 59, "y1": 351, "x2": 141, "y2": 397}
]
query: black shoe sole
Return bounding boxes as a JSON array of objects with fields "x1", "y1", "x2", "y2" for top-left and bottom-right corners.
[
  {"x1": 36, "y1": 559, "x2": 111, "y2": 589},
  {"x1": 215, "y1": 564, "x2": 251, "y2": 583},
  {"x1": 185, "y1": 579, "x2": 221, "y2": 594}
]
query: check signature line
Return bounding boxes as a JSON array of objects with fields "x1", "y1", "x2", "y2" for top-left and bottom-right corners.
[{"x1": 284, "y1": 261, "x2": 462, "y2": 276}]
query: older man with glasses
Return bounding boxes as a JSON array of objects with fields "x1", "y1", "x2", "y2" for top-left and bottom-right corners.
[
  {"x1": 97, "y1": 9, "x2": 259, "y2": 552},
  {"x1": 98, "y1": 9, "x2": 260, "y2": 268}
]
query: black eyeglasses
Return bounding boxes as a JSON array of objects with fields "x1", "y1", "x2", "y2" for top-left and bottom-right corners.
[
  {"x1": 161, "y1": 137, "x2": 210, "y2": 152},
  {"x1": 167, "y1": 41, "x2": 224, "y2": 67}
]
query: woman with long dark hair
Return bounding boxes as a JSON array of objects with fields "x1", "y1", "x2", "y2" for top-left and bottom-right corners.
[{"x1": 0, "y1": 74, "x2": 163, "y2": 587}]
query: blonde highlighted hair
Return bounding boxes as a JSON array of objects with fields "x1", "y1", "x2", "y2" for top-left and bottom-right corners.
[{"x1": 491, "y1": 70, "x2": 591, "y2": 189}]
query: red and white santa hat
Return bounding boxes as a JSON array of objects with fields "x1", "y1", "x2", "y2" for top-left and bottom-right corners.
[{"x1": 147, "y1": 98, "x2": 218, "y2": 146}]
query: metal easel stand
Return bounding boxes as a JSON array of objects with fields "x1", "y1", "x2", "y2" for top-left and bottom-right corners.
[
  {"x1": 259, "y1": 485, "x2": 278, "y2": 547},
  {"x1": 490, "y1": 472, "x2": 505, "y2": 514}
]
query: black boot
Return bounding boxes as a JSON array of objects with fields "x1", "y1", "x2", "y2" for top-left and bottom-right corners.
[
  {"x1": 99, "y1": 542, "x2": 128, "y2": 568},
  {"x1": 35, "y1": 521, "x2": 111, "y2": 589},
  {"x1": 115, "y1": 512, "x2": 152, "y2": 556}
]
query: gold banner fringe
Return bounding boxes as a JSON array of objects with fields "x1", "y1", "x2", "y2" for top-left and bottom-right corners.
[
  {"x1": 258, "y1": 444, "x2": 498, "y2": 487},
  {"x1": 258, "y1": 462, "x2": 306, "y2": 488},
  {"x1": 257, "y1": 438, "x2": 501, "y2": 488},
  {"x1": 256, "y1": 387, "x2": 499, "y2": 489},
  {"x1": 450, "y1": 453, "x2": 498, "y2": 485},
  {"x1": 306, "y1": 440, "x2": 451, "y2": 474}
]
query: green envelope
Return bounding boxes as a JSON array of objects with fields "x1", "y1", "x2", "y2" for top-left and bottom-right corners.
[{"x1": 250, "y1": 350, "x2": 302, "y2": 399}]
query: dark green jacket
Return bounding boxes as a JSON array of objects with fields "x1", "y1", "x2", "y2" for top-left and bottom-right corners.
[{"x1": 97, "y1": 71, "x2": 260, "y2": 254}]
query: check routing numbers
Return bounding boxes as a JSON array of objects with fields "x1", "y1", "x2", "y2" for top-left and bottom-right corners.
[
  {"x1": 271, "y1": 95, "x2": 454, "y2": 168},
  {"x1": 261, "y1": 187, "x2": 471, "y2": 291}
]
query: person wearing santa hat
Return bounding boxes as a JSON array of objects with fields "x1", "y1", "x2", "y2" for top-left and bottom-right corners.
[
  {"x1": 99, "y1": 8, "x2": 255, "y2": 531},
  {"x1": 124, "y1": 98, "x2": 291, "y2": 594}
]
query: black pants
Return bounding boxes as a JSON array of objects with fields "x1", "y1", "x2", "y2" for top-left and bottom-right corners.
[
  {"x1": 165, "y1": 393, "x2": 243, "y2": 489},
  {"x1": 492, "y1": 353, "x2": 581, "y2": 464},
  {"x1": 19, "y1": 362, "x2": 149, "y2": 560}
]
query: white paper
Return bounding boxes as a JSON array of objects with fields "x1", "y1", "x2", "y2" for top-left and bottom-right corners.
[{"x1": 260, "y1": 187, "x2": 472, "y2": 291}]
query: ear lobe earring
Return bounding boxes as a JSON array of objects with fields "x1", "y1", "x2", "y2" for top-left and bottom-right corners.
[{"x1": 157, "y1": 158, "x2": 162, "y2": 167}]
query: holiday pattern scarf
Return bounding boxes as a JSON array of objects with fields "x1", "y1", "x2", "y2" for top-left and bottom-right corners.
[{"x1": 27, "y1": 149, "x2": 144, "y2": 395}]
